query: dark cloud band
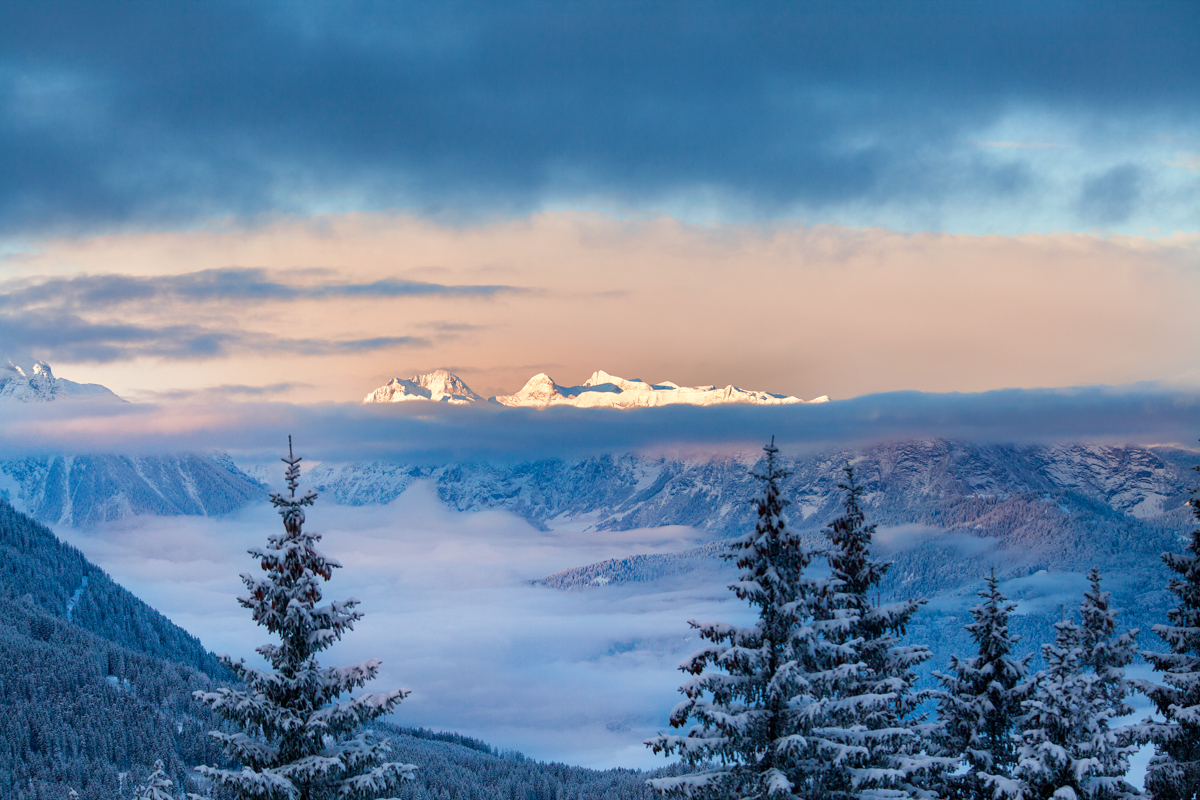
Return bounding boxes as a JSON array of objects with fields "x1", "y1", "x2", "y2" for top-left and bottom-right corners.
[
  {"x1": 0, "y1": 1, "x2": 1195, "y2": 234},
  {"x1": 0, "y1": 309, "x2": 431, "y2": 362},
  {"x1": 1, "y1": 383, "x2": 1196, "y2": 462},
  {"x1": 0, "y1": 268, "x2": 518, "y2": 311}
]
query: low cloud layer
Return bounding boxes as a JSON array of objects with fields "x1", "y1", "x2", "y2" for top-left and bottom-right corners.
[
  {"x1": 57, "y1": 484, "x2": 734, "y2": 768},
  {"x1": 53, "y1": 478, "x2": 1161, "y2": 771},
  {"x1": 4, "y1": 383, "x2": 1199, "y2": 464}
]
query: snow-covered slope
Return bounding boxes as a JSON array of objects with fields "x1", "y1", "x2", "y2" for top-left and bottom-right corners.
[
  {"x1": 299, "y1": 440, "x2": 1196, "y2": 607},
  {"x1": 300, "y1": 440, "x2": 1195, "y2": 537},
  {"x1": 491, "y1": 370, "x2": 826, "y2": 408},
  {"x1": 0, "y1": 354, "x2": 123, "y2": 403},
  {"x1": 363, "y1": 369, "x2": 484, "y2": 405},
  {"x1": 0, "y1": 453, "x2": 263, "y2": 527}
]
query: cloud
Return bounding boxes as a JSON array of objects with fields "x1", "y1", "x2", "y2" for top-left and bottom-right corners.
[
  {"x1": 3, "y1": 382, "x2": 1200, "y2": 464},
  {"x1": 0, "y1": 1, "x2": 1196, "y2": 234},
  {"x1": 973, "y1": 141, "x2": 1068, "y2": 150},
  {"x1": 0, "y1": 308, "x2": 432, "y2": 362},
  {"x1": 0, "y1": 268, "x2": 518, "y2": 311},
  {"x1": 135, "y1": 382, "x2": 311, "y2": 401},
  {"x1": 1166, "y1": 152, "x2": 1200, "y2": 171},
  {"x1": 0, "y1": 266, "x2": 516, "y2": 362},
  {"x1": 1077, "y1": 164, "x2": 1143, "y2": 226},
  {"x1": 49, "y1": 472, "x2": 1166, "y2": 768},
  {"x1": 56, "y1": 485, "x2": 736, "y2": 768}
]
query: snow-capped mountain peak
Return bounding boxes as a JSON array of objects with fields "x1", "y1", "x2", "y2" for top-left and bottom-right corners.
[
  {"x1": 363, "y1": 369, "x2": 484, "y2": 405},
  {"x1": 0, "y1": 353, "x2": 123, "y2": 403},
  {"x1": 492, "y1": 369, "x2": 826, "y2": 409},
  {"x1": 499, "y1": 372, "x2": 567, "y2": 406}
]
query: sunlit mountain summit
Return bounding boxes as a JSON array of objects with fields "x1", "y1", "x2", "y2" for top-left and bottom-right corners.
[
  {"x1": 363, "y1": 368, "x2": 826, "y2": 408},
  {"x1": 362, "y1": 369, "x2": 484, "y2": 405},
  {"x1": 492, "y1": 370, "x2": 827, "y2": 408},
  {"x1": 0, "y1": 354, "x2": 123, "y2": 403}
]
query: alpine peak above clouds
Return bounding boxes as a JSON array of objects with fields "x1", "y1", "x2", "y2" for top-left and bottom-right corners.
[
  {"x1": 362, "y1": 369, "x2": 485, "y2": 405},
  {"x1": 0, "y1": 353, "x2": 123, "y2": 403},
  {"x1": 363, "y1": 368, "x2": 826, "y2": 408},
  {"x1": 493, "y1": 370, "x2": 827, "y2": 408}
]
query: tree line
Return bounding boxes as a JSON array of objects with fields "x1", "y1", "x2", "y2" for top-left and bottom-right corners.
[
  {"x1": 647, "y1": 439, "x2": 1200, "y2": 800},
  {"x1": 14, "y1": 437, "x2": 1197, "y2": 800}
]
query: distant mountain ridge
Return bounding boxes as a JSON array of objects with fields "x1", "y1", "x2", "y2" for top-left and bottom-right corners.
[
  {"x1": 362, "y1": 368, "x2": 826, "y2": 408},
  {"x1": 0, "y1": 354, "x2": 123, "y2": 403},
  {"x1": 301, "y1": 441, "x2": 1195, "y2": 537},
  {"x1": 0, "y1": 452, "x2": 264, "y2": 527}
]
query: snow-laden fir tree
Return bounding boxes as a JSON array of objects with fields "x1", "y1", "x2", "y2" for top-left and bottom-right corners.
[
  {"x1": 1078, "y1": 568, "x2": 1139, "y2": 780},
  {"x1": 1133, "y1": 466, "x2": 1200, "y2": 800},
  {"x1": 1015, "y1": 573, "x2": 1139, "y2": 800},
  {"x1": 646, "y1": 438, "x2": 839, "y2": 800},
  {"x1": 813, "y1": 466, "x2": 942, "y2": 800},
  {"x1": 133, "y1": 760, "x2": 176, "y2": 800},
  {"x1": 934, "y1": 570, "x2": 1032, "y2": 800},
  {"x1": 194, "y1": 438, "x2": 415, "y2": 800}
]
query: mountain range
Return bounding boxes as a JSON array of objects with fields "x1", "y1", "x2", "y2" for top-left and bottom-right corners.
[
  {"x1": 4, "y1": 357, "x2": 822, "y2": 408},
  {"x1": 363, "y1": 369, "x2": 827, "y2": 408},
  {"x1": 8, "y1": 435, "x2": 1191, "y2": 640}
]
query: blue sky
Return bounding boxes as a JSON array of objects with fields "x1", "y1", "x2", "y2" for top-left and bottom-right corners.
[{"x1": 3, "y1": 0, "x2": 1197, "y2": 238}]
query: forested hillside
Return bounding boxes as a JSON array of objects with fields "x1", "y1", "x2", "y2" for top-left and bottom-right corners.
[
  {"x1": 0, "y1": 500, "x2": 224, "y2": 674},
  {"x1": 0, "y1": 498, "x2": 687, "y2": 799},
  {"x1": 0, "y1": 592, "x2": 226, "y2": 799},
  {"x1": 0, "y1": 498, "x2": 232, "y2": 798},
  {"x1": 381, "y1": 725, "x2": 679, "y2": 800}
]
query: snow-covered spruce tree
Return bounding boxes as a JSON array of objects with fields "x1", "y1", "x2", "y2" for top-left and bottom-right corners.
[
  {"x1": 814, "y1": 466, "x2": 942, "y2": 800},
  {"x1": 646, "y1": 438, "x2": 837, "y2": 800},
  {"x1": 1078, "y1": 568, "x2": 1140, "y2": 780},
  {"x1": 194, "y1": 439, "x2": 415, "y2": 800},
  {"x1": 1133, "y1": 468, "x2": 1200, "y2": 800},
  {"x1": 934, "y1": 571, "x2": 1032, "y2": 800},
  {"x1": 133, "y1": 760, "x2": 177, "y2": 800},
  {"x1": 1015, "y1": 575, "x2": 1139, "y2": 800}
]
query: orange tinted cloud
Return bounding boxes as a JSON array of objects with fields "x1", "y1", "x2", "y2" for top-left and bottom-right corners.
[{"x1": 7, "y1": 212, "x2": 1198, "y2": 402}]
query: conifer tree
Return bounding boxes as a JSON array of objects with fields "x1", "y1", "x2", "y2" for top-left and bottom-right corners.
[
  {"x1": 1015, "y1": 615, "x2": 1089, "y2": 800},
  {"x1": 194, "y1": 438, "x2": 416, "y2": 800},
  {"x1": 810, "y1": 466, "x2": 941, "y2": 800},
  {"x1": 1015, "y1": 574, "x2": 1139, "y2": 800},
  {"x1": 935, "y1": 571, "x2": 1032, "y2": 800},
  {"x1": 1077, "y1": 569, "x2": 1140, "y2": 800},
  {"x1": 1133, "y1": 467, "x2": 1200, "y2": 800},
  {"x1": 646, "y1": 438, "x2": 836, "y2": 800},
  {"x1": 133, "y1": 760, "x2": 176, "y2": 800}
]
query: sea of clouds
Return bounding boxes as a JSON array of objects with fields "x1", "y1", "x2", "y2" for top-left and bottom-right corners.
[
  {"x1": 55, "y1": 480, "x2": 745, "y2": 769},
  {"x1": 52, "y1": 478, "x2": 1161, "y2": 780}
]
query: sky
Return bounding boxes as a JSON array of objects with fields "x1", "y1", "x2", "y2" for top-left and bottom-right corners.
[
  {"x1": 2, "y1": 5, "x2": 1197, "y2": 772},
  {"x1": 1, "y1": 0, "x2": 1198, "y2": 404}
]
